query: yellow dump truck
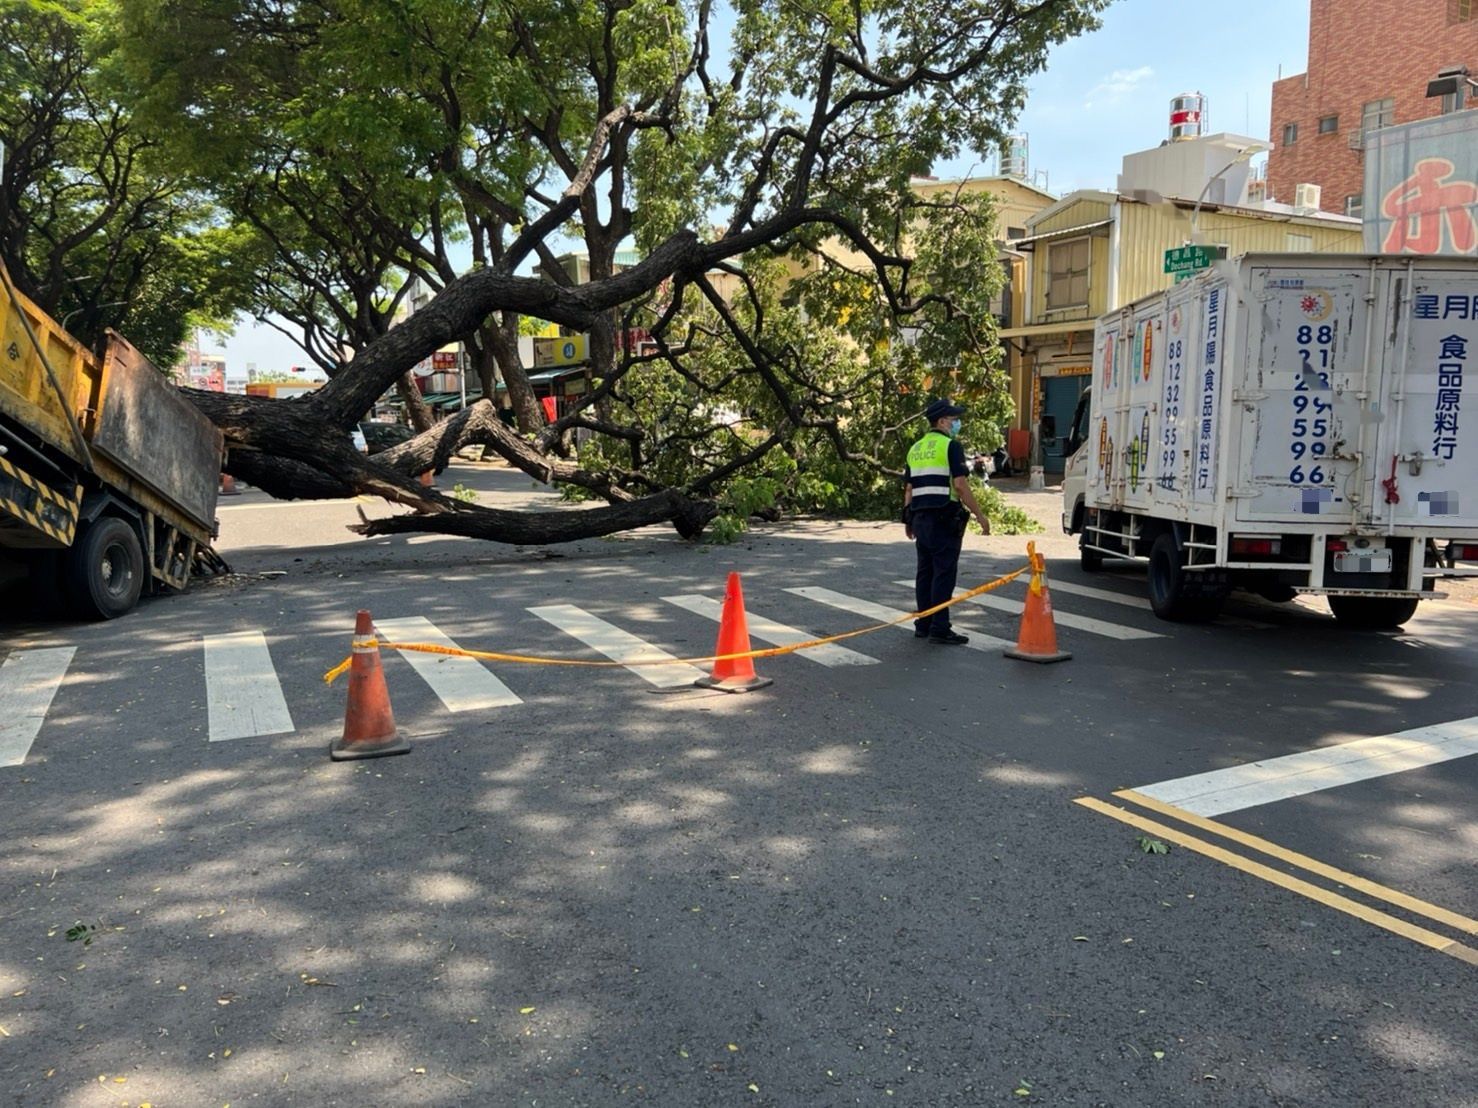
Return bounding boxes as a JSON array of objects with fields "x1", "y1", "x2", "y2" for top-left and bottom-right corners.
[{"x1": 0, "y1": 262, "x2": 224, "y2": 619}]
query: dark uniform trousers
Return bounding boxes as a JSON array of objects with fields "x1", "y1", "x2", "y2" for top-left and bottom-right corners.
[{"x1": 913, "y1": 506, "x2": 964, "y2": 636}]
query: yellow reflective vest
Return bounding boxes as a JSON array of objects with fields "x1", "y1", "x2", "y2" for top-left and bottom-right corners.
[{"x1": 905, "y1": 431, "x2": 957, "y2": 507}]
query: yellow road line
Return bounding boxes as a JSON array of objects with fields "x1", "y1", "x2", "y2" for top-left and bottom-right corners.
[
  {"x1": 1073, "y1": 796, "x2": 1478, "y2": 968},
  {"x1": 1115, "y1": 789, "x2": 1478, "y2": 938}
]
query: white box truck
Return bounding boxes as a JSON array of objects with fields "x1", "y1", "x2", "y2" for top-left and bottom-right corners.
[{"x1": 1061, "y1": 253, "x2": 1478, "y2": 627}]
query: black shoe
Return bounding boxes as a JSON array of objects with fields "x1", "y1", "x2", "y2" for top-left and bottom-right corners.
[
  {"x1": 928, "y1": 631, "x2": 969, "y2": 645},
  {"x1": 914, "y1": 626, "x2": 930, "y2": 638}
]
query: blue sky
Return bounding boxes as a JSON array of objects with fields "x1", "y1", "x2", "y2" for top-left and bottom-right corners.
[{"x1": 217, "y1": 0, "x2": 1312, "y2": 374}]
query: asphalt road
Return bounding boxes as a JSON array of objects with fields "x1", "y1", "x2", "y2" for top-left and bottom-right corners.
[{"x1": 1, "y1": 465, "x2": 1474, "y2": 1107}]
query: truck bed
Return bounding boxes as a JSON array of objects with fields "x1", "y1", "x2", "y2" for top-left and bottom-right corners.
[{"x1": 0, "y1": 267, "x2": 221, "y2": 546}]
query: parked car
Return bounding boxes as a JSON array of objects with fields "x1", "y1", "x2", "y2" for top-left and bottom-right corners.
[
  {"x1": 357, "y1": 421, "x2": 414, "y2": 454},
  {"x1": 355, "y1": 419, "x2": 448, "y2": 476}
]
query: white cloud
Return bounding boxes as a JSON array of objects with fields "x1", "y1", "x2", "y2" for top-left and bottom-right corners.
[{"x1": 1085, "y1": 65, "x2": 1155, "y2": 108}]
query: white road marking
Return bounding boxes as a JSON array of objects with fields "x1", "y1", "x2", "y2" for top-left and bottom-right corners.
[
  {"x1": 893, "y1": 581, "x2": 1165, "y2": 640},
  {"x1": 1039, "y1": 579, "x2": 1152, "y2": 610},
  {"x1": 374, "y1": 616, "x2": 522, "y2": 711},
  {"x1": 971, "y1": 560, "x2": 1275, "y2": 630},
  {"x1": 1134, "y1": 716, "x2": 1478, "y2": 816},
  {"x1": 787, "y1": 587, "x2": 1014, "y2": 651},
  {"x1": 664, "y1": 594, "x2": 879, "y2": 666},
  {"x1": 204, "y1": 631, "x2": 295, "y2": 742},
  {"x1": 528, "y1": 604, "x2": 706, "y2": 689},
  {"x1": 1042, "y1": 580, "x2": 1273, "y2": 631},
  {"x1": 0, "y1": 647, "x2": 76, "y2": 767}
]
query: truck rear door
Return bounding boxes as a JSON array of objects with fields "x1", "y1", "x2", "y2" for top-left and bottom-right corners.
[
  {"x1": 1234, "y1": 264, "x2": 1376, "y2": 528},
  {"x1": 1368, "y1": 266, "x2": 1478, "y2": 532}
]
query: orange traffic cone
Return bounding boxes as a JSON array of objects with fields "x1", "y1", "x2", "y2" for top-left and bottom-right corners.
[
  {"x1": 330, "y1": 610, "x2": 411, "y2": 761},
  {"x1": 219, "y1": 472, "x2": 240, "y2": 496},
  {"x1": 1004, "y1": 543, "x2": 1072, "y2": 664},
  {"x1": 695, "y1": 572, "x2": 773, "y2": 693}
]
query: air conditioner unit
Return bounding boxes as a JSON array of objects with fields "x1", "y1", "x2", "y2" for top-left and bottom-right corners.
[
  {"x1": 1347, "y1": 130, "x2": 1365, "y2": 150},
  {"x1": 1294, "y1": 183, "x2": 1322, "y2": 211}
]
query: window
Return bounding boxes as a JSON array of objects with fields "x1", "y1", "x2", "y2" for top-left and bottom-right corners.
[
  {"x1": 1361, "y1": 97, "x2": 1395, "y2": 134},
  {"x1": 1281, "y1": 122, "x2": 1298, "y2": 146},
  {"x1": 1046, "y1": 238, "x2": 1090, "y2": 310},
  {"x1": 1450, "y1": 0, "x2": 1473, "y2": 24},
  {"x1": 1006, "y1": 226, "x2": 1026, "y2": 240},
  {"x1": 991, "y1": 259, "x2": 1014, "y2": 325},
  {"x1": 1345, "y1": 194, "x2": 1364, "y2": 219},
  {"x1": 1442, "y1": 85, "x2": 1467, "y2": 114},
  {"x1": 1318, "y1": 115, "x2": 1339, "y2": 134}
]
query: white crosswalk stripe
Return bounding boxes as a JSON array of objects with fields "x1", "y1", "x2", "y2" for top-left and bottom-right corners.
[
  {"x1": 374, "y1": 616, "x2": 522, "y2": 711},
  {"x1": 893, "y1": 581, "x2": 1165, "y2": 641},
  {"x1": 204, "y1": 631, "x2": 295, "y2": 742},
  {"x1": 528, "y1": 604, "x2": 706, "y2": 689},
  {"x1": 664, "y1": 594, "x2": 879, "y2": 666},
  {"x1": 1023, "y1": 578, "x2": 1273, "y2": 630},
  {"x1": 1132, "y1": 715, "x2": 1478, "y2": 816},
  {"x1": 969, "y1": 560, "x2": 1275, "y2": 630},
  {"x1": 0, "y1": 647, "x2": 76, "y2": 767},
  {"x1": 787, "y1": 587, "x2": 1014, "y2": 651},
  {"x1": 1038, "y1": 579, "x2": 1152, "y2": 611}
]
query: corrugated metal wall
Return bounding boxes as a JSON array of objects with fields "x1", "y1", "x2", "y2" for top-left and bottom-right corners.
[
  {"x1": 1116, "y1": 203, "x2": 1363, "y2": 305},
  {"x1": 1029, "y1": 197, "x2": 1111, "y2": 234}
]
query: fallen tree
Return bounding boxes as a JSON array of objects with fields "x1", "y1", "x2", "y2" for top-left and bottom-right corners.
[{"x1": 106, "y1": 0, "x2": 1107, "y2": 544}]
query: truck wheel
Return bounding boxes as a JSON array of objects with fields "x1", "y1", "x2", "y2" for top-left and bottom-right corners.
[
  {"x1": 67, "y1": 517, "x2": 144, "y2": 620},
  {"x1": 1328, "y1": 595, "x2": 1419, "y2": 630},
  {"x1": 1147, "y1": 533, "x2": 1222, "y2": 622}
]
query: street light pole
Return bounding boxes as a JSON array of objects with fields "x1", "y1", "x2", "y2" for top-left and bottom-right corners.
[
  {"x1": 1189, "y1": 142, "x2": 1269, "y2": 245},
  {"x1": 60, "y1": 301, "x2": 126, "y2": 332}
]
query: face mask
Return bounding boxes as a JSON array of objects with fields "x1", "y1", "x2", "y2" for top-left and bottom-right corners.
[{"x1": 949, "y1": 418, "x2": 962, "y2": 437}]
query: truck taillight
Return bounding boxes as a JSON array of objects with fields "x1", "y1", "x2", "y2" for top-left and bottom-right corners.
[
  {"x1": 1326, "y1": 539, "x2": 1348, "y2": 553},
  {"x1": 1230, "y1": 537, "x2": 1281, "y2": 556},
  {"x1": 1451, "y1": 544, "x2": 1478, "y2": 561}
]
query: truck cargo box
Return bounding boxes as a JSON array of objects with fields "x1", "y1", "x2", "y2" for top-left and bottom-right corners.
[
  {"x1": 1067, "y1": 253, "x2": 1478, "y2": 626},
  {"x1": 1088, "y1": 254, "x2": 1478, "y2": 534}
]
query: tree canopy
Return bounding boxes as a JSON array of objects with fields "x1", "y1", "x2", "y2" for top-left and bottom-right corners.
[
  {"x1": 0, "y1": 0, "x2": 250, "y2": 365},
  {"x1": 32, "y1": 0, "x2": 1107, "y2": 542}
]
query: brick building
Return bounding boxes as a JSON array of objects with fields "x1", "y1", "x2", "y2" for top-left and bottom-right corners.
[{"x1": 1269, "y1": 0, "x2": 1478, "y2": 216}]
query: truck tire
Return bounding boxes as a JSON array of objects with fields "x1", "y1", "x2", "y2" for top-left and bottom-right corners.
[
  {"x1": 67, "y1": 517, "x2": 144, "y2": 620},
  {"x1": 1147, "y1": 533, "x2": 1224, "y2": 622},
  {"x1": 1328, "y1": 595, "x2": 1419, "y2": 630}
]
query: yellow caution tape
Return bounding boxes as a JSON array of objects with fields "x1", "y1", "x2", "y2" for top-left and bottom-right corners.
[{"x1": 323, "y1": 561, "x2": 1033, "y2": 685}]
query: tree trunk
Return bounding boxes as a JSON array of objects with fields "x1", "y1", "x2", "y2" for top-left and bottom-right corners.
[
  {"x1": 397, "y1": 372, "x2": 435, "y2": 432},
  {"x1": 200, "y1": 390, "x2": 714, "y2": 544},
  {"x1": 486, "y1": 314, "x2": 543, "y2": 432},
  {"x1": 378, "y1": 400, "x2": 634, "y2": 501},
  {"x1": 350, "y1": 488, "x2": 715, "y2": 543},
  {"x1": 194, "y1": 388, "x2": 448, "y2": 511}
]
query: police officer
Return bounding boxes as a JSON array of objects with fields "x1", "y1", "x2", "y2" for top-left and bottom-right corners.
[{"x1": 903, "y1": 398, "x2": 991, "y2": 644}]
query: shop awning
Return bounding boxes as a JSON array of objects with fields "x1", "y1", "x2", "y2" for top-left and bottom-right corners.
[
  {"x1": 1012, "y1": 218, "x2": 1114, "y2": 248},
  {"x1": 997, "y1": 320, "x2": 1097, "y2": 339}
]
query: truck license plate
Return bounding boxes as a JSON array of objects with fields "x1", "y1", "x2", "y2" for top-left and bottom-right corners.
[{"x1": 1334, "y1": 549, "x2": 1392, "y2": 574}]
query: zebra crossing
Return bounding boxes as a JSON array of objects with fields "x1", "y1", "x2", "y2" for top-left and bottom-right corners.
[
  {"x1": 204, "y1": 630, "x2": 296, "y2": 742},
  {"x1": 0, "y1": 573, "x2": 1229, "y2": 766}
]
